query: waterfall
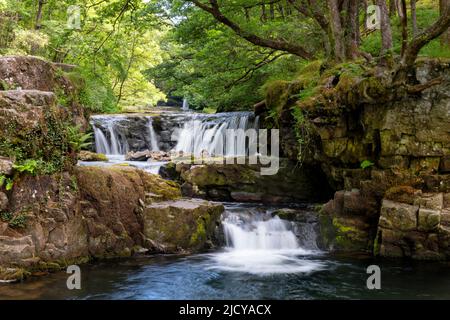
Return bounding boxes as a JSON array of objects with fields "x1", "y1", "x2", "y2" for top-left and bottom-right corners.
[
  {"x1": 223, "y1": 215, "x2": 300, "y2": 251},
  {"x1": 146, "y1": 117, "x2": 160, "y2": 151},
  {"x1": 174, "y1": 112, "x2": 259, "y2": 157},
  {"x1": 90, "y1": 116, "x2": 130, "y2": 155},
  {"x1": 93, "y1": 126, "x2": 111, "y2": 155},
  {"x1": 208, "y1": 207, "x2": 322, "y2": 275},
  {"x1": 182, "y1": 98, "x2": 189, "y2": 111}
]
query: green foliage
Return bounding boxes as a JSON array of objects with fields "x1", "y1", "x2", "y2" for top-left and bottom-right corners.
[
  {"x1": 67, "y1": 125, "x2": 93, "y2": 152},
  {"x1": 8, "y1": 213, "x2": 28, "y2": 229},
  {"x1": 0, "y1": 211, "x2": 13, "y2": 222},
  {"x1": 361, "y1": 160, "x2": 375, "y2": 169},
  {"x1": 0, "y1": 175, "x2": 13, "y2": 191},
  {"x1": 13, "y1": 159, "x2": 39, "y2": 175}
]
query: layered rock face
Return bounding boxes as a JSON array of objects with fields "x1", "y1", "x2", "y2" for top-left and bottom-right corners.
[
  {"x1": 263, "y1": 59, "x2": 450, "y2": 259},
  {"x1": 168, "y1": 159, "x2": 332, "y2": 204},
  {"x1": 0, "y1": 56, "x2": 88, "y2": 129},
  {"x1": 0, "y1": 166, "x2": 223, "y2": 280}
]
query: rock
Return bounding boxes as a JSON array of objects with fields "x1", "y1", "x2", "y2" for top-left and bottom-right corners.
[
  {"x1": 0, "y1": 90, "x2": 77, "y2": 169},
  {"x1": 0, "y1": 166, "x2": 183, "y2": 274},
  {"x1": 379, "y1": 200, "x2": 418, "y2": 231},
  {"x1": 0, "y1": 56, "x2": 88, "y2": 129},
  {"x1": 418, "y1": 208, "x2": 441, "y2": 232},
  {"x1": 0, "y1": 157, "x2": 13, "y2": 175},
  {"x1": 0, "y1": 192, "x2": 8, "y2": 211},
  {"x1": 413, "y1": 193, "x2": 444, "y2": 210},
  {"x1": 142, "y1": 199, "x2": 224, "y2": 253},
  {"x1": 78, "y1": 151, "x2": 108, "y2": 162},
  {"x1": 179, "y1": 159, "x2": 331, "y2": 204},
  {"x1": 125, "y1": 150, "x2": 172, "y2": 162}
]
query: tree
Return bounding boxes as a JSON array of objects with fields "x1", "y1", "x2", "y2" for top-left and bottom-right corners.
[{"x1": 441, "y1": 0, "x2": 450, "y2": 46}]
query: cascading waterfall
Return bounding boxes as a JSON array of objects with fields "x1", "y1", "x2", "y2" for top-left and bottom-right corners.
[
  {"x1": 91, "y1": 116, "x2": 129, "y2": 156},
  {"x1": 146, "y1": 117, "x2": 160, "y2": 151},
  {"x1": 182, "y1": 98, "x2": 189, "y2": 111},
  {"x1": 175, "y1": 112, "x2": 259, "y2": 157},
  {"x1": 209, "y1": 208, "x2": 322, "y2": 275},
  {"x1": 93, "y1": 126, "x2": 111, "y2": 155}
]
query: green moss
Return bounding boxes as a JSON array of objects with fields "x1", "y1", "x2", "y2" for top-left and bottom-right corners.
[{"x1": 190, "y1": 218, "x2": 207, "y2": 247}]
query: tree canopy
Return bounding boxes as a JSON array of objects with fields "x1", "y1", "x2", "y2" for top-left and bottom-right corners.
[{"x1": 1, "y1": 0, "x2": 449, "y2": 112}]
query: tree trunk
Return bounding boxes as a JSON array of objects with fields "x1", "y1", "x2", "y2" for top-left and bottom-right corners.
[
  {"x1": 328, "y1": 0, "x2": 346, "y2": 61},
  {"x1": 399, "y1": 5, "x2": 450, "y2": 74},
  {"x1": 441, "y1": 0, "x2": 450, "y2": 46},
  {"x1": 400, "y1": 0, "x2": 408, "y2": 56},
  {"x1": 389, "y1": 0, "x2": 397, "y2": 16},
  {"x1": 35, "y1": 0, "x2": 45, "y2": 30},
  {"x1": 345, "y1": 0, "x2": 359, "y2": 59},
  {"x1": 377, "y1": 0, "x2": 393, "y2": 57},
  {"x1": 411, "y1": 0, "x2": 418, "y2": 36}
]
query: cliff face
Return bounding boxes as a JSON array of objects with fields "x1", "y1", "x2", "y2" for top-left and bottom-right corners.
[{"x1": 262, "y1": 59, "x2": 450, "y2": 260}]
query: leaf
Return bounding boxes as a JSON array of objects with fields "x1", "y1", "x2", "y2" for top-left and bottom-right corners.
[{"x1": 361, "y1": 160, "x2": 375, "y2": 169}]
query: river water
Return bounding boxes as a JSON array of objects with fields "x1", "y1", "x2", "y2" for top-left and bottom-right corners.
[{"x1": 1, "y1": 203, "x2": 449, "y2": 300}]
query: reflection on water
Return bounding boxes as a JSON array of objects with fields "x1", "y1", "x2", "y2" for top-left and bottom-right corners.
[{"x1": 1, "y1": 254, "x2": 450, "y2": 300}]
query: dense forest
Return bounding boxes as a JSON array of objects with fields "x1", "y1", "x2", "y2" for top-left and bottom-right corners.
[{"x1": 0, "y1": 0, "x2": 449, "y2": 113}]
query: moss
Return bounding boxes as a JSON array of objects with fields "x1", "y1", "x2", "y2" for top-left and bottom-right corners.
[
  {"x1": 190, "y1": 217, "x2": 207, "y2": 247},
  {"x1": 384, "y1": 185, "x2": 419, "y2": 204},
  {"x1": 0, "y1": 267, "x2": 30, "y2": 282}
]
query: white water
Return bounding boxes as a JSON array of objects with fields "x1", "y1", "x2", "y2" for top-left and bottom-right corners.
[
  {"x1": 209, "y1": 210, "x2": 323, "y2": 275},
  {"x1": 182, "y1": 98, "x2": 189, "y2": 111},
  {"x1": 78, "y1": 155, "x2": 165, "y2": 175},
  {"x1": 175, "y1": 112, "x2": 259, "y2": 157},
  {"x1": 146, "y1": 117, "x2": 160, "y2": 152}
]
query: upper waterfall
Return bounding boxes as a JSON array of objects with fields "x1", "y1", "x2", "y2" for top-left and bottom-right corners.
[{"x1": 90, "y1": 110, "x2": 259, "y2": 157}]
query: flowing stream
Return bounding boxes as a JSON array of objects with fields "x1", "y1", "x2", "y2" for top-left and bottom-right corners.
[{"x1": 1, "y1": 203, "x2": 449, "y2": 300}]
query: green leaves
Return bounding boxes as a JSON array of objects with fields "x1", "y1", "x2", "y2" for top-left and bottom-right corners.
[
  {"x1": 360, "y1": 160, "x2": 375, "y2": 169},
  {"x1": 67, "y1": 125, "x2": 93, "y2": 153},
  {"x1": 0, "y1": 175, "x2": 13, "y2": 191},
  {"x1": 13, "y1": 159, "x2": 39, "y2": 175}
]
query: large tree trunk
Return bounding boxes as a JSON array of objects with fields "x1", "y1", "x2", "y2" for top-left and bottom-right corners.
[
  {"x1": 345, "y1": 0, "x2": 360, "y2": 59},
  {"x1": 328, "y1": 0, "x2": 346, "y2": 61},
  {"x1": 389, "y1": 0, "x2": 397, "y2": 16},
  {"x1": 377, "y1": 0, "x2": 393, "y2": 57},
  {"x1": 441, "y1": 0, "x2": 450, "y2": 46}
]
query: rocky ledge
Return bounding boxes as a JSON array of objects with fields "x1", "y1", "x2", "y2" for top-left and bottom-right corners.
[{"x1": 0, "y1": 166, "x2": 223, "y2": 282}]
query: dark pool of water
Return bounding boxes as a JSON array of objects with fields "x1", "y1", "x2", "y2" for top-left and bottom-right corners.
[{"x1": 1, "y1": 253, "x2": 449, "y2": 300}]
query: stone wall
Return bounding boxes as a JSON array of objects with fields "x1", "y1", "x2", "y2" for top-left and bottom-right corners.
[{"x1": 261, "y1": 59, "x2": 450, "y2": 260}]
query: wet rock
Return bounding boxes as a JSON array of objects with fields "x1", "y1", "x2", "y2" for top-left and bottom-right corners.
[
  {"x1": 142, "y1": 199, "x2": 224, "y2": 253},
  {"x1": 125, "y1": 150, "x2": 172, "y2": 162},
  {"x1": 0, "y1": 157, "x2": 13, "y2": 176},
  {"x1": 78, "y1": 151, "x2": 108, "y2": 162}
]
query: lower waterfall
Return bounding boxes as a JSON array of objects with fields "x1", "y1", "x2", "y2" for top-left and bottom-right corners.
[{"x1": 208, "y1": 206, "x2": 323, "y2": 275}]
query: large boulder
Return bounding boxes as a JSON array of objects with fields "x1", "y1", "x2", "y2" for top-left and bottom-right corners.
[
  {"x1": 0, "y1": 166, "x2": 185, "y2": 281},
  {"x1": 143, "y1": 198, "x2": 224, "y2": 253},
  {"x1": 0, "y1": 55, "x2": 88, "y2": 129},
  {"x1": 177, "y1": 158, "x2": 332, "y2": 203}
]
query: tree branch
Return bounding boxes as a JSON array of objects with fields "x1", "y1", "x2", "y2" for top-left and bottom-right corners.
[{"x1": 189, "y1": 0, "x2": 314, "y2": 60}]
